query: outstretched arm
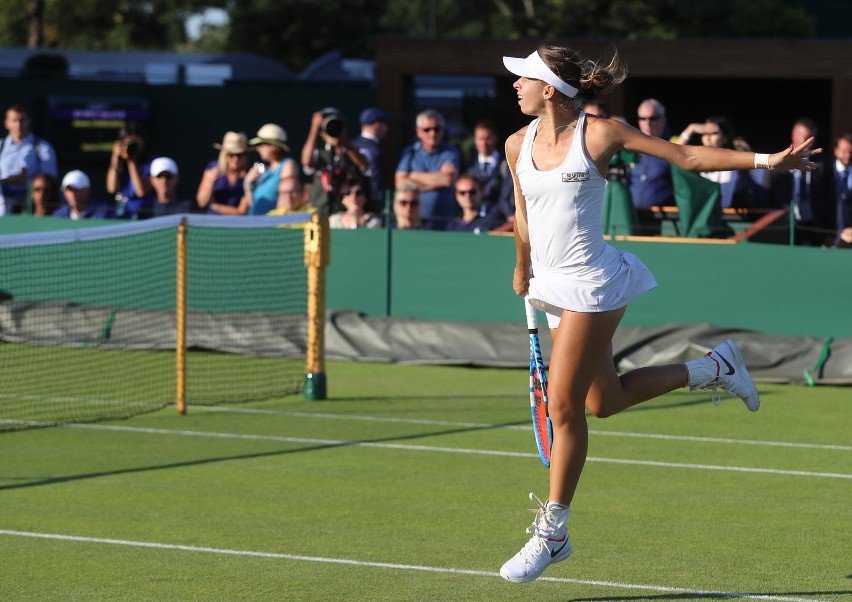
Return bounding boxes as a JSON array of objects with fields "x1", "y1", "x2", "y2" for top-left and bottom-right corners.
[{"x1": 597, "y1": 119, "x2": 821, "y2": 174}]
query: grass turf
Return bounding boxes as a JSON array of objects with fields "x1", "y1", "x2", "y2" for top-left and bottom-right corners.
[{"x1": 0, "y1": 361, "x2": 849, "y2": 601}]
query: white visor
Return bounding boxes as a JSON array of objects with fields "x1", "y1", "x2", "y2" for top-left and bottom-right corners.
[{"x1": 502, "y1": 51, "x2": 579, "y2": 98}]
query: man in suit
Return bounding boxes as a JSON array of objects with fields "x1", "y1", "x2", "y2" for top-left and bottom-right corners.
[
  {"x1": 767, "y1": 118, "x2": 834, "y2": 246},
  {"x1": 465, "y1": 121, "x2": 514, "y2": 230},
  {"x1": 830, "y1": 133, "x2": 852, "y2": 247}
]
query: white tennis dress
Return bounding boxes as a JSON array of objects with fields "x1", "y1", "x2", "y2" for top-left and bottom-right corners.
[{"x1": 517, "y1": 113, "x2": 657, "y2": 327}]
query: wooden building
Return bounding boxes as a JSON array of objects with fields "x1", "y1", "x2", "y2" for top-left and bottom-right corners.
[{"x1": 376, "y1": 38, "x2": 852, "y2": 155}]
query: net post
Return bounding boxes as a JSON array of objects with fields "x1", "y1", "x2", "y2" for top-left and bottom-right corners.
[
  {"x1": 304, "y1": 212, "x2": 329, "y2": 400},
  {"x1": 176, "y1": 217, "x2": 188, "y2": 415}
]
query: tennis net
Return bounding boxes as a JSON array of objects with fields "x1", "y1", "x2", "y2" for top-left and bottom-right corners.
[{"x1": 0, "y1": 213, "x2": 327, "y2": 431}]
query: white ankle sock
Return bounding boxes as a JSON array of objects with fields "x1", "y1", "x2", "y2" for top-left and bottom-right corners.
[
  {"x1": 544, "y1": 501, "x2": 570, "y2": 529},
  {"x1": 684, "y1": 354, "x2": 720, "y2": 389}
]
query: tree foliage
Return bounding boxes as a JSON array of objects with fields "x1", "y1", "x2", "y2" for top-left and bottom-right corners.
[{"x1": 0, "y1": 0, "x2": 815, "y2": 71}]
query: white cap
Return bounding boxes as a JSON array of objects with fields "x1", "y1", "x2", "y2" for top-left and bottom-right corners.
[
  {"x1": 150, "y1": 157, "x2": 179, "y2": 177},
  {"x1": 61, "y1": 170, "x2": 91, "y2": 190},
  {"x1": 502, "y1": 51, "x2": 579, "y2": 98}
]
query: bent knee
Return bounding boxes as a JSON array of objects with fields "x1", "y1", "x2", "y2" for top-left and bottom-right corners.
[{"x1": 587, "y1": 403, "x2": 618, "y2": 419}]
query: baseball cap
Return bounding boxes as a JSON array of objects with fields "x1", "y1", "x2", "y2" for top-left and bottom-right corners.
[
  {"x1": 248, "y1": 123, "x2": 290, "y2": 152},
  {"x1": 359, "y1": 107, "x2": 391, "y2": 125},
  {"x1": 61, "y1": 170, "x2": 90, "y2": 190},
  {"x1": 150, "y1": 157, "x2": 179, "y2": 177}
]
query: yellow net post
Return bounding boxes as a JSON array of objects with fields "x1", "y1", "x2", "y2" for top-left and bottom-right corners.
[
  {"x1": 176, "y1": 217, "x2": 188, "y2": 415},
  {"x1": 304, "y1": 212, "x2": 329, "y2": 400}
]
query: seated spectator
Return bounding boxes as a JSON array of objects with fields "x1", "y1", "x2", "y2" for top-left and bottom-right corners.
[
  {"x1": 392, "y1": 181, "x2": 424, "y2": 230},
  {"x1": 465, "y1": 120, "x2": 514, "y2": 230},
  {"x1": 301, "y1": 108, "x2": 368, "y2": 216},
  {"x1": 627, "y1": 98, "x2": 673, "y2": 235},
  {"x1": 106, "y1": 121, "x2": 155, "y2": 219},
  {"x1": 196, "y1": 131, "x2": 249, "y2": 215},
  {"x1": 677, "y1": 116, "x2": 766, "y2": 209},
  {"x1": 831, "y1": 133, "x2": 852, "y2": 247},
  {"x1": 53, "y1": 170, "x2": 115, "y2": 219},
  {"x1": 267, "y1": 178, "x2": 313, "y2": 216},
  {"x1": 446, "y1": 175, "x2": 490, "y2": 233},
  {"x1": 329, "y1": 177, "x2": 382, "y2": 229},
  {"x1": 149, "y1": 157, "x2": 190, "y2": 217},
  {"x1": 395, "y1": 108, "x2": 461, "y2": 230},
  {"x1": 30, "y1": 173, "x2": 58, "y2": 216},
  {"x1": 767, "y1": 117, "x2": 833, "y2": 246},
  {"x1": 243, "y1": 123, "x2": 300, "y2": 216}
]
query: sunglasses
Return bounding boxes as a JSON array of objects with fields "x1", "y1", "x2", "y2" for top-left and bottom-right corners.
[
  {"x1": 398, "y1": 200, "x2": 419, "y2": 207},
  {"x1": 420, "y1": 127, "x2": 442, "y2": 133},
  {"x1": 456, "y1": 189, "x2": 477, "y2": 196},
  {"x1": 637, "y1": 115, "x2": 663, "y2": 122}
]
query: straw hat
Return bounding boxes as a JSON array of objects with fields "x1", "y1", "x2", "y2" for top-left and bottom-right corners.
[
  {"x1": 248, "y1": 123, "x2": 289, "y2": 153},
  {"x1": 213, "y1": 131, "x2": 248, "y2": 154}
]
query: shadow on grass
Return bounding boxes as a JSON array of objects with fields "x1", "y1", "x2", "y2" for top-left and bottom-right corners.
[
  {"x1": 567, "y1": 590, "x2": 852, "y2": 601},
  {"x1": 0, "y1": 418, "x2": 527, "y2": 492}
]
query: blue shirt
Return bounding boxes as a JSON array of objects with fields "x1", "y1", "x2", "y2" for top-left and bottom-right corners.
[
  {"x1": 445, "y1": 215, "x2": 490, "y2": 233},
  {"x1": 114, "y1": 159, "x2": 155, "y2": 219},
  {"x1": 53, "y1": 200, "x2": 115, "y2": 219},
  {"x1": 396, "y1": 141, "x2": 461, "y2": 230},
  {"x1": 0, "y1": 133, "x2": 58, "y2": 213},
  {"x1": 627, "y1": 154, "x2": 674, "y2": 208},
  {"x1": 204, "y1": 160, "x2": 245, "y2": 212},
  {"x1": 249, "y1": 159, "x2": 295, "y2": 216},
  {"x1": 351, "y1": 134, "x2": 386, "y2": 214}
]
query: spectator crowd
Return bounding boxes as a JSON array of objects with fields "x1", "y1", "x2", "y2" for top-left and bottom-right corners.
[{"x1": 1, "y1": 100, "x2": 850, "y2": 247}]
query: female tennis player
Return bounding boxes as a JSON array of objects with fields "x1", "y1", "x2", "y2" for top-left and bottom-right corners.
[{"x1": 499, "y1": 44, "x2": 819, "y2": 583}]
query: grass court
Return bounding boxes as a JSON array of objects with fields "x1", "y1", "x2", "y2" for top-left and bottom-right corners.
[{"x1": 1, "y1": 361, "x2": 849, "y2": 601}]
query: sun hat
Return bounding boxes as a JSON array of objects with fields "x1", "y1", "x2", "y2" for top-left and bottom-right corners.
[
  {"x1": 61, "y1": 170, "x2": 90, "y2": 190},
  {"x1": 150, "y1": 157, "x2": 179, "y2": 177},
  {"x1": 502, "y1": 51, "x2": 579, "y2": 98},
  {"x1": 213, "y1": 131, "x2": 248, "y2": 154},
  {"x1": 248, "y1": 123, "x2": 290, "y2": 153}
]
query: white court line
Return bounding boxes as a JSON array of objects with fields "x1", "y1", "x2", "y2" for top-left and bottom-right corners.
[
  {"x1": 193, "y1": 405, "x2": 852, "y2": 452},
  {"x1": 3, "y1": 392, "x2": 849, "y2": 451},
  {"x1": 61, "y1": 422, "x2": 852, "y2": 480},
  {"x1": 0, "y1": 529, "x2": 833, "y2": 602}
]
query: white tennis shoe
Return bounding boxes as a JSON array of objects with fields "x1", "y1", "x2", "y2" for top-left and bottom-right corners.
[
  {"x1": 500, "y1": 493, "x2": 572, "y2": 583},
  {"x1": 687, "y1": 338, "x2": 760, "y2": 411}
]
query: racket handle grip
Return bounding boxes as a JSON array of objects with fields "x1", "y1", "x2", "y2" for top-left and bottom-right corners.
[{"x1": 524, "y1": 296, "x2": 538, "y2": 329}]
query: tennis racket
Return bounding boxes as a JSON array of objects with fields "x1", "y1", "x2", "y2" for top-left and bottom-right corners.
[{"x1": 525, "y1": 297, "x2": 553, "y2": 467}]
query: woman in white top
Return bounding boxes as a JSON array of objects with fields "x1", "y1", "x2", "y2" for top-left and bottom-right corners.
[{"x1": 499, "y1": 44, "x2": 819, "y2": 584}]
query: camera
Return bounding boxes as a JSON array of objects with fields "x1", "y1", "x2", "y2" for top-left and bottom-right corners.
[
  {"x1": 124, "y1": 140, "x2": 141, "y2": 160},
  {"x1": 320, "y1": 108, "x2": 344, "y2": 138}
]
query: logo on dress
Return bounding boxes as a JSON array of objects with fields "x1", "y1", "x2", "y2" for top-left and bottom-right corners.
[{"x1": 562, "y1": 171, "x2": 589, "y2": 182}]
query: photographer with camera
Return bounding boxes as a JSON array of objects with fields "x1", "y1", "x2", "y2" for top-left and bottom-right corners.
[
  {"x1": 301, "y1": 108, "x2": 368, "y2": 217},
  {"x1": 106, "y1": 122, "x2": 154, "y2": 219}
]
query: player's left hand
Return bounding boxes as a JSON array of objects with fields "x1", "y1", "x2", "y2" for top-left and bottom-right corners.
[{"x1": 772, "y1": 136, "x2": 822, "y2": 171}]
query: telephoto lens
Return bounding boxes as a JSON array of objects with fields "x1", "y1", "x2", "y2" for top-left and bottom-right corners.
[{"x1": 321, "y1": 115, "x2": 344, "y2": 138}]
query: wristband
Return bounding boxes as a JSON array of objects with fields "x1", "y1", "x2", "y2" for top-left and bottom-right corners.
[{"x1": 754, "y1": 153, "x2": 772, "y2": 170}]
